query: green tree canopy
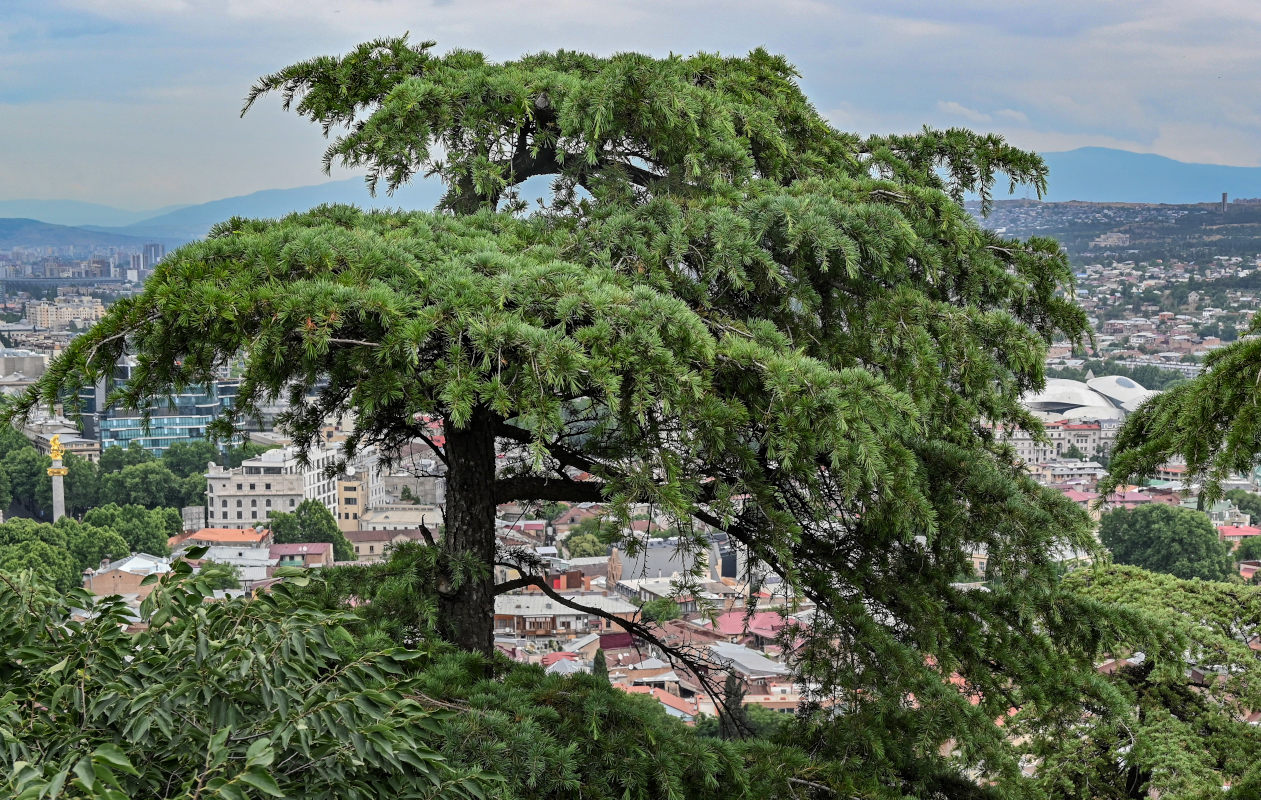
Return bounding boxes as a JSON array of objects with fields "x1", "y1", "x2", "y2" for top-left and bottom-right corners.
[
  {"x1": 99, "y1": 461, "x2": 190, "y2": 510},
  {"x1": 160, "y1": 439, "x2": 219, "y2": 478},
  {"x1": 9, "y1": 37, "x2": 1120, "y2": 796},
  {"x1": 1027, "y1": 565, "x2": 1261, "y2": 799},
  {"x1": 82, "y1": 503, "x2": 177, "y2": 556},
  {"x1": 2, "y1": 447, "x2": 49, "y2": 517},
  {"x1": 196, "y1": 560, "x2": 241, "y2": 590},
  {"x1": 98, "y1": 441, "x2": 154, "y2": 474},
  {"x1": 0, "y1": 517, "x2": 127, "y2": 592},
  {"x1": 1224, "y1": 489, "x2": 1261, "y2": 526},
  {"x1": 563, "y1": 532, "x2": 604, "y2": 558},
  {"x1": 638, "y1": 596, "x2": 681, "y2": 623},
  {"x1": 1235, "y1": 535, "x2": 1261, "y2": 562},
  {"x1": 1098, "y1": 504, "x2": 1234, "y2": 581},
  {"x1": 268, "y1": 499, "x2": 354, "y2": 562}
]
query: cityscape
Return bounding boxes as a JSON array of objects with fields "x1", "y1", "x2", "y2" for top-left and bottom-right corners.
[{"x1": 6, "y1": 3, "x2": 1261, "y2": 799}]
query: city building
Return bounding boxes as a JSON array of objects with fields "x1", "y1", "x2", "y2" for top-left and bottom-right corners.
[
  {"x1": 82, "y1": 553, "x2": 171, "y2": 599},
  {"x1": 24, "y1": 295, "x2": 106, "y2": 330},
  {"x1": 205, "y1": 442, "x2": 384, "y2": 527},
  {"x1": 79, "y1": 357, "x2": 240, "y2": 454}
]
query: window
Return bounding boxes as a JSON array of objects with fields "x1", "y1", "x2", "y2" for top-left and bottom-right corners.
[
  {"x1": 221, "y1": 500, "x2": 227, "y2": 508},
  {"x1": 265, "y1": 483, "x2": 271, "y2": 490},
  {"x1": 369, "y1": 545, "x2": 375, "y2": 553},
  {"x1": 237, "y1": 511, "x2": 242, "y2": 520},
  {"x1": 265, "y1": 499, "x2": 271, "y2": 508},
  {"x1": 236, "y1": 483, "x2": 242, "y2": 491},
  {"x1": 289, "y1": 499, "x2": 295, "y2": 507},
  {"x1": 250, "y1": 499, "x2": 256, "y2": 507},
  {"x1": 236, "y1": 500, "x2": 242, "y2": 507},
  {"x1": 345, "y1": 498, "x2": 357, "y2": 506},
  {"x1": 249, "y1": 483, "x2": 255, "y2": 490}
]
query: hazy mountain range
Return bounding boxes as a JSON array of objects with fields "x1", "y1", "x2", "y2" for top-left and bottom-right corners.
[
  {"x1": 4, "y1": 148, "x2": 1261, "y2": 249},
  {"x1": 2, "y1": 178, "x2": 446, "y2": 248}
]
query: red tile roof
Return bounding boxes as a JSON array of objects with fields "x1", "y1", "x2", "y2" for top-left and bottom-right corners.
[
  {"x1": 1219, "y1": 525, "x2": 1261, "y2": 539},
  {"x1": 186, "y1": 528, "x2": 270, "y2": 545},
  {"x1": 618, "y1": 685, "x2": 697, "y2": 717}
]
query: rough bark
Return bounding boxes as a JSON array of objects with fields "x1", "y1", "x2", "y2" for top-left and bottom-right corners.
[{"x1": 438, "y1": 406, "x2": 499, "y2": 658}]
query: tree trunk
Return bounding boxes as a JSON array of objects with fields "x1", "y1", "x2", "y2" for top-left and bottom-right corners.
[{"x1": 438, "y1": 406, "x2": 499, "y2": 658}]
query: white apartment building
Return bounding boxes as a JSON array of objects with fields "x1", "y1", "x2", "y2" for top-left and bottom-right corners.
[
  {"x1": 25, "y1": 296, "x2": 106, "y2": 330},
  {"x1": 205, "y1": 442, "x2": 384, "y2": 526}
]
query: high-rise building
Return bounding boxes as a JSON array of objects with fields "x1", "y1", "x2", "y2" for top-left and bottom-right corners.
[{"x1": 142, "y1": 243, "x2": 165, "y2": 269}]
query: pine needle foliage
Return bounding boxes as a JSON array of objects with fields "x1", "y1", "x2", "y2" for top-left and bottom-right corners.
[
  {"x1": 7, "y1": 37, "x2": 1126, "y2": 795},
  {"x1": 1104, "y1": 332, "x2": 1261, "y2": 500}
]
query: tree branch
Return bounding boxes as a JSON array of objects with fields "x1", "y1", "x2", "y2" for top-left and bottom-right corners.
[
  {"x1": 494, "y1": 475, "x2": 606, "y2": 503},
  {"x1": 491, "y1": 561, "x2": 743, "y2": 730}
]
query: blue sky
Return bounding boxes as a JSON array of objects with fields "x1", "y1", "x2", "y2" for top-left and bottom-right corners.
[{"x1": 3, "y1": 0, "x2": 1259, "y2": 209}]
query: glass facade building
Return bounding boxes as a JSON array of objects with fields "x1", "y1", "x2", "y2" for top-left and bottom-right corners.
[{"x1": 78, "y1": 357, "x2": 240, "y2": 454}]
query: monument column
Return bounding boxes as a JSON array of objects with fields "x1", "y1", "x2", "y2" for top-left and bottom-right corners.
[{"x1": 47, "y1": 435, "x2": 67, "y2": 522}]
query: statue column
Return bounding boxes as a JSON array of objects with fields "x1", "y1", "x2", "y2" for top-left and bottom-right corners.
[{"x1": 47, "y1": 435, "x2": 67, "y2": 522}]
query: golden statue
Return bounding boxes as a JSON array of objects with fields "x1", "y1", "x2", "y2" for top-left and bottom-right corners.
[{"x1": 46, "y1": 434, "x2": 68, "y2": 479}]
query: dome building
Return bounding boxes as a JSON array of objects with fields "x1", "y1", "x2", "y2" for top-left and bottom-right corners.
[{"x1": 1021, "y1": 376, "x2": 1154, "y2": 422}]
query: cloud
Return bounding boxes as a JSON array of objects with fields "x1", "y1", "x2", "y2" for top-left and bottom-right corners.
[
  {"x1": 936, "y1": 101, "x2": 992, "y2": 124},
  {"x1": 6, "y1": 1, "x2": 1261, "y2": 205}
]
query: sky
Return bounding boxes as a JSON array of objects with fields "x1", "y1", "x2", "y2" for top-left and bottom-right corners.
[{"x1": 3, "y1": 0, "x2": 1260, "y2": 209}]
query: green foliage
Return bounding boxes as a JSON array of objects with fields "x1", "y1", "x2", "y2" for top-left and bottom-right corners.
[
  {"x1": 592, "y1": 648, "x2": 608, "y2": 683},
  {"x1": 1106, "y1": 332, "x2": 1261, "y2": 501},
  {"x1": 1224, "y1": 489, "x2": 1261, "y2": 526},
  {"x1": 0, "y1": 517, "x2": 126, "y2": 591},
  {"x1": 62, "y1": 452, "x2": 100, "y2": 517},
  {"x1": 719, "y1": 673, "x2": 750, "y2": 740},
  {"x1": 82, "y1": 504, "x2": 175, "y2": 556},
  {"x1": 1027, "y1": 566, "x2": 1261, "y2": 799},
  {"x1": 2, "y1": 447, "x2": 49, "y2": 516},
  {"x1": 563, "y1": 532, "x2": 604, "y2": 558},
  {"x1": 222, "y1": 441, "x2": 275, "y2": 469},
  {"x1": 99, "y1": 460, "x2": 189, "y2": 510},
  {"x1": 197, "y1": 560, "x2": 242, "y2": 590},
  {"x1": 638, "y1": 596, "x2": 681, "y2": 622},
  {"x1": 1061, "y1": 444, "x2": 1086, "y2": 460},
  {"x1": 1098, "y1": 504, "x2": 1234, "y2": 581},
  {"x1": 161, "y1": 438, "x2": 219, "y2": 478},
  {"x1": 1234, "y1": 535, "x2": 1261, "y2": 562},
  {"x1": 7, "y1": 38, "x2": 1126, "y2": 795},
  {"x1": 1046, "y1": 359, "x2": 1186, "y2": 391},
  {"x1": 97, "y1": 441, "x2": 154, "y2": 474},
  {"x1": 268, "y1": 499, "x2": 354, "y2": 562},
  {"x1": 0, "y1": 570, "x2": 490, "y2": 800},
  {"x1": 697, "y1": 702, "x2": 793, "y2": 743}
]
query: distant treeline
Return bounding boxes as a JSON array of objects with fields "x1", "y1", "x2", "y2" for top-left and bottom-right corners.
[{"x1": 1046, "y1": 359, "x2": 1187, "y2": 390}]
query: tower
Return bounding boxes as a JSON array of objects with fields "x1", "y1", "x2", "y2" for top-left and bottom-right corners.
[{"x1": 47, "y1": 434, "x2": 67, "y2": 521}]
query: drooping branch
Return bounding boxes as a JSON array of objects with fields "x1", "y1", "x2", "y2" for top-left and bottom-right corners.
[{"x1": 491, "y1": 562, "x2": 735, "y2": 720}]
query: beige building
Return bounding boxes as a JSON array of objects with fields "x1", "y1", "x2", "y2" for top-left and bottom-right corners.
[
  {"x1": 206, "y1": 453, "x2": 304, "y2": 526},
  {"x1": 26, "y1": 296, "x2": 106, "y2": 330},
  {"x1": 358, "y1": 503, "x2": 442, "y2": 532},
  {"x1": 344, "y1": 528, "x2": 430, "y2": 562},
  {"x1": 206, "y1": 443, "x2": 385, "y2": 527},
  {"x1": 336, "y1": 477, "x2": 364, "y2": 532}
]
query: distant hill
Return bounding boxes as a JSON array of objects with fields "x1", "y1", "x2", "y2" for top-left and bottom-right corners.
[
  {"x1": 0, "y1": 199, "x2": 184, "y2": 228},
  {"x1": 99, "y1": 177, "x2": 447, "y2": 243},
  {"x1": 1037, "y1": 148, "x2": 1261, "y2": 204},
  {"x1": 0, "y1": 218, "x2": 151, "y2": 249}
]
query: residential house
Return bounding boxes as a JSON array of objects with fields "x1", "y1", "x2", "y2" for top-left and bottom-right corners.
[
  {"x1": 82, "y1": 553, "x2": 171, "y2": 599},
  {"x1": 343, "y1": 528, "x2": 431, "y2": 563},
  {"x1": 269, "y1": 542, "x2": 333, "y2": 568}
]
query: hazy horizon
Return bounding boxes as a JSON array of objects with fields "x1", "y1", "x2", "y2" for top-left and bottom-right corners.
[{"x1": 6, "y1": 2, "x2": 1261, "y2": 208}]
